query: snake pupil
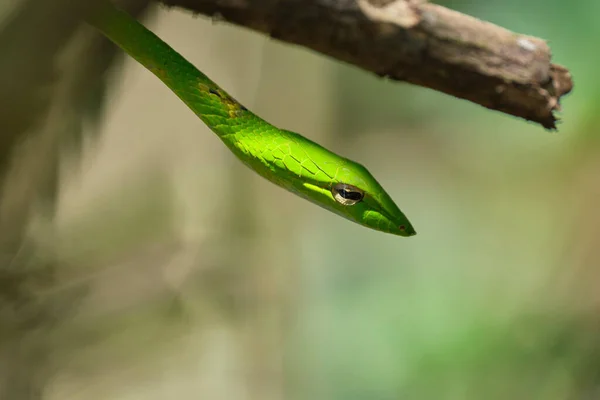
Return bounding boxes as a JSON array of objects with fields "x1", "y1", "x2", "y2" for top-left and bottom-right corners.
[
  {"x1": 332, "y1": 183, "x2": 364, "y2": 205},
  {"x1": 338, "y1": 189, "x2": 363, "y2": 201}
]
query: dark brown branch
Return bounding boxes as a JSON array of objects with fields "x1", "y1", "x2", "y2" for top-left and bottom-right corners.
[{"x1": 159, "y1": 0, "x2": 573, "y2": 130}]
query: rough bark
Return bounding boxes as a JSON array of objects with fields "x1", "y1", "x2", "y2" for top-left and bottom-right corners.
[{"x1": 159, "y1": 0, "x2": 573, "y2": 130}]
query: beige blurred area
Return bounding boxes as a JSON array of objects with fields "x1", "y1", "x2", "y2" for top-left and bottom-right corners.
[
  {"x1": 1, "y1": 0, "x2": 600, "y2": 399},
  {"x1": 45, "y1": 6, "x2": 335, "y2": 400},
  {"x1": 1, "y1": 3, "x2": 331, "y2": 398}
]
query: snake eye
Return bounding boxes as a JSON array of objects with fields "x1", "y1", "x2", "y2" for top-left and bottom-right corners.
[{"x1": 332, "y1": 183, "x2": 364, "y2": 206}]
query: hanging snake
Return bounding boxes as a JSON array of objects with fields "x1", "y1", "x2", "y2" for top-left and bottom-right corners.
[{"x1": 86, "y1": 1, "x2": 416, "y2": 237}]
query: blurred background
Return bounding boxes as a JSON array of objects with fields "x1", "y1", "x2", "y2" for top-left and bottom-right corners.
[{"x1": 0, "y1": 0, "x2": 598, "y2": 399}]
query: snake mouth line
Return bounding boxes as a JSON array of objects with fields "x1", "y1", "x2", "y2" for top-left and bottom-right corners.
[{"x1": 400, "y1": 225, "x2": 417, "y2": 236}]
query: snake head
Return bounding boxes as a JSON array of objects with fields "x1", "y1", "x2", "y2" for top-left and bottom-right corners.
[{"x1": 300, "y1": 160, "x2": 416, "y2": 237}]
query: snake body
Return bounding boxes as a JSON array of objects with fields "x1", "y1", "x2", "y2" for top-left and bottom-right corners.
[{"x1": 86, "y1": 1, "x2": 416, "y2": 237}]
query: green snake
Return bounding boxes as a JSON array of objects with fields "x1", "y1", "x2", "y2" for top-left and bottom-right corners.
[{"x1": 86, "y1": 1, "x2": 416, "y2": 237}]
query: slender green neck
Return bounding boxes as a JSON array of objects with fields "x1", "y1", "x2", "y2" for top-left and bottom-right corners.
[
  {"x1": 86, "y1": 1, "x2": 240, "y2": 131},
  {"x1": 88, "y1": 2, "x2": 205, "y2": 86}
]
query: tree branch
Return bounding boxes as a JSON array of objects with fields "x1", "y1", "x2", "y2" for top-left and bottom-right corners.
[{"x1": 159, "y1": 0, "x2": 573, "y2": 130}]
